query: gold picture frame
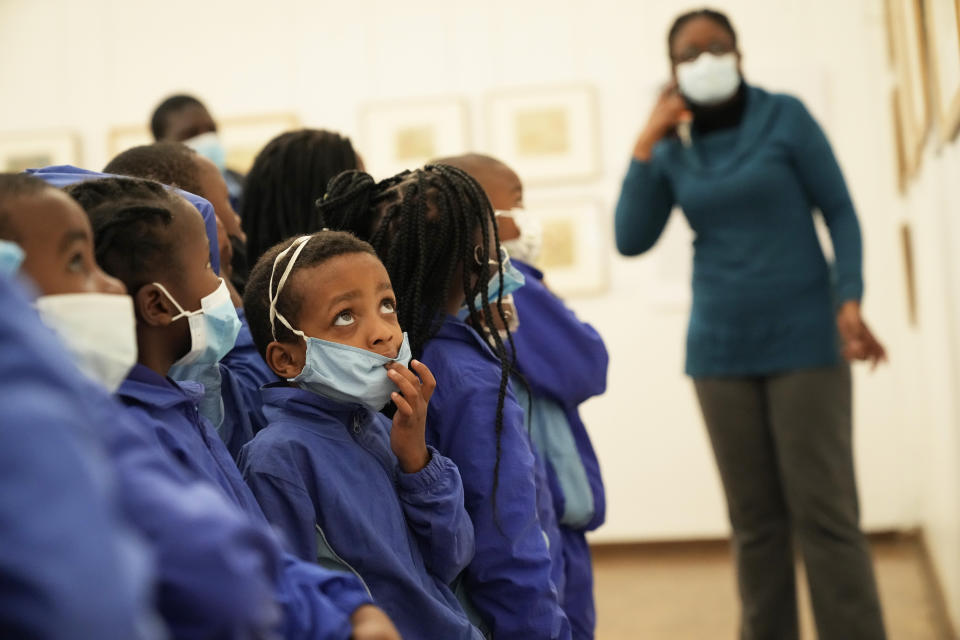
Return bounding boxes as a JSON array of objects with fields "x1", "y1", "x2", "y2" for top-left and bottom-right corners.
[
  {"x1": 484, "y1": 85, "x2": 600, "y2": 186},
  {"x1": 0, "y1": 130, "x2": 81, "y2": 172},
  {"x1": 923, "y1": 0, "x2": 960, "y2": 144},
  {"x1": 887, "y1": 0, "x2": 931, "y2": 177},
  {"x1": 107, "y1": 112, "x2": 300, "y2": 174}
]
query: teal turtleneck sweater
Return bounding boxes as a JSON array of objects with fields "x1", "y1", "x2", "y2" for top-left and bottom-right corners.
[{"x1": 615, "y1": 85, "x2": 863, "y2": 377}]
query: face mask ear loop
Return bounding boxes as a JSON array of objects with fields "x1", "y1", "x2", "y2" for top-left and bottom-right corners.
[
  {"x1": 269, "y1": 235, "x2": 312, "y2": 341},
  {"x1": 151, "y1": 282, "x2": 192, "y2": 321}
]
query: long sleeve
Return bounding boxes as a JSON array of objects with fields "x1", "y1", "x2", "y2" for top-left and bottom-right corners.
[
  {"x1": 103, "y1": 409, "x2": 282, "y2": 639},
  {"x1": 428, "y1": 367, "x2": 571, "y2": 640},
  {"x1": 785, "y1": 98, "x2": 864, "y2": 303},
  {"x1": 240, "y1": 465, "x2": 319, "y2": 564},
  {"x1": 614, "y1": 158, "x2": 676, "y2": 256},
  {"x1": 396, "y1": 446, "x2": 476, "y2": 584},
  {"x1": 511, "y1": 263, "x2": 609, "y2": 406}
]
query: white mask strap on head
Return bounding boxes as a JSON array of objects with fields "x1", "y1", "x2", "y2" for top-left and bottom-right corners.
[
  {"x1": 152, "y1": 282, "x2": 195, "y2": 321},
  {"x1": 269, "y1": 235, "x2": 312, "y2": 341}
]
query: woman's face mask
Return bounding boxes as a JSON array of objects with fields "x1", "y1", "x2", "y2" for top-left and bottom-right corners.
[{"x1": 676, "y1": 52, "x2": 741, "y2": 106}]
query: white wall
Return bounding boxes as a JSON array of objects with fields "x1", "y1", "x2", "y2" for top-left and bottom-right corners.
[{"x1": 2, "y1": 0, "x2": 956, "y2": 617}]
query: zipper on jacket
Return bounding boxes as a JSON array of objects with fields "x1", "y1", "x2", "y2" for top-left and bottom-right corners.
[{"x1": 315, "y1": 523, "x2": 372, "y2": 597}]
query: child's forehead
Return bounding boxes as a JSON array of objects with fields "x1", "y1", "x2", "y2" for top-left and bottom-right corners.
[
  {"x1": 8, "y1": 190, "x2": 90, "y2": 235},
  {"x1": 288, "y1": 252, "x2": 389, "y2": 299}
]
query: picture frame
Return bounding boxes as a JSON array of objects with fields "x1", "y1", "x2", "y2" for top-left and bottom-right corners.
[
  {"x1": 484, "y1": 85, "x2": 600, "y2": 185},
  {"x1": 923, "y1": 0, "x2": 960, "y2": 144},
  {"x1": 218, "y1": 113, "x2": 300, "y2": 174},
  {"x1": 0, "y1": 130, "x2": 81, "y2": 172},
  {"x1": 887, "y1": 0, "x2": 931, "y2": 175},
  {"x1": 900, "y1": 222, "x2": 918, "y2": 327},
  {"x1": 358, "y1": 98, "x2": 470, "y2": 180},
  {"x1": 108, "y1": 112, "x2": 300, "y2": 174},
  {"x1": 523, "y1": 198, "x2": 608, "y2": 297}
]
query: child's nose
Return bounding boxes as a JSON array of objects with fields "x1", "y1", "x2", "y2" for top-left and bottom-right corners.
[{"x1": 369, "y1": 318, "x2": 396, "y2": 351}]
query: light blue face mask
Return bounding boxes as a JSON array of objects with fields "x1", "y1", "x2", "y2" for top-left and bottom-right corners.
[
  {"x1": 457, "y1": 246, "x2": 526, "y2": 321},
  {"x1": 0, "y1": 239, "x2": 25, "y2": 277},
  {"x1": 270, "y1": 235, "x2": 412, "y2": 412},
  {"x1": 154, "y1": 278, "x2": 241, "y2": 370},
  {"x1": 185, "y1": 132, "x2": 227, "y2": 173}
]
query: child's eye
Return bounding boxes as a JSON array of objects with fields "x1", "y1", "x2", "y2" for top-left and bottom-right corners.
[
  {"x1": 333, "y1": 310, "x2": 355, "y2": 326},
  {"x1": 380, "y1": 299, "x2": 396, "y2": 314},
  {"x1": 66, "y1": 253, "x2": 86, "y2": 274}
]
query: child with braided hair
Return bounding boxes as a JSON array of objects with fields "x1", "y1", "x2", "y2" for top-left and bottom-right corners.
[{"x1": 318, "y1": 165, "x2": 571, "y2": 640}]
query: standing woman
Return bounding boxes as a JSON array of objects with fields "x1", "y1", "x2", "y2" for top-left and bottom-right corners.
[{"x1": 615, "y1": 9, "x2": 887, "y2": 640}]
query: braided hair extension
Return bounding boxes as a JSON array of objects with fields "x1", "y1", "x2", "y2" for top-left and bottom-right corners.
[
  {"x1": 242, "y1": 129, "x2": 360, "y2": 267},
  {"x1": 667, "y1": 8, "x2": 738, "y2": 59},
  {"x1": 63, "y1": 177, "x2": 181, "y2": 293},
  {"x1": 318, "y1": 164, "x2": 522, "y2": 527}
]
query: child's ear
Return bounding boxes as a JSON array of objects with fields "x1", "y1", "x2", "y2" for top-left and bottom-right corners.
[
  {"x1": 266, "y1": 340, "x2": 306, "y2": 379},
  {"x1": 134, "y1": 284, "x2": 176, "y2": 327}
]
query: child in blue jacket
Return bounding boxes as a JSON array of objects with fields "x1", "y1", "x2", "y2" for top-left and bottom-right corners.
[
  {"x1": 66, "y1": 175, "x2": 401, "y2": 640},
  {"x1": 438, "y1": 154, "x2": 609, "y2": 639},
  {"x1": 238, "y1": 231, "x2": 482, "y2": 640},
  {"x1": 320, "y1": 166, "x2": 572, "y2": 640}
]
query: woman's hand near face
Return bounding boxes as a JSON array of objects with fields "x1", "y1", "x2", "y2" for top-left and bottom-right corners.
[
  {"x1": 837, "y1": 301, "x2": 887, "y2": 368},
  {"x1": 387, "y1": 359, "x2": 437, "y2": 474},
  {"x1": 633, "y1": 83, "x2": 693, "y2": 162}
]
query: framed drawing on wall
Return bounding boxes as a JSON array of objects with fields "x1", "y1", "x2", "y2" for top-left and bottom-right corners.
[
  {"x1": 524, "y1": 198, "x2": 608, "y2": 297},
  {"x1": 888, "y1": 0, "x2": 930, "y2": 175},
  {"x1": 107, "y1": 125, "x2": 152, "y2": 159},
  {"x1": 0, "y1": 131, "x2": 80, "y2": 172},
  {"x1": 108, "y1": 112, "x2": 300, "y2": 174},
  {"x1": 219, "y1": 113, "x2": 300, "y2": 174},
  {"x1": 359, "y1": 98, "x2": 470, "y2": 180},
  {"x1": 484, "y1": 85, "x2": 600, "y2": 185},
  {"x1": 891, "y1": 88, "x2": 910, "y2": 194},
  {"x1": 924, "y1": 0, "x2": 960, "y2": 144}
]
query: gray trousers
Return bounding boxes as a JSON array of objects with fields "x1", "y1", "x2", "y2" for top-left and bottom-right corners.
[{"x1": 694, "y1": 365, "x2": 887, "y2": 640}]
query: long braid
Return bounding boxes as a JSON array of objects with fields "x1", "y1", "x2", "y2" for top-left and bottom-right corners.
[{"x1": 319, "y1": 164, "x2": 521, "y2": 530}]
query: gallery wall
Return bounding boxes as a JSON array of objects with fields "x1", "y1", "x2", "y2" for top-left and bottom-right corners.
[{"x1": 2, "y1": 1, "x2": 958, "y2": 618}]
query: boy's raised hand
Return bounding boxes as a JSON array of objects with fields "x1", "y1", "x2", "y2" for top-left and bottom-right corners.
[
  {"x1": 386, "y1": 359, "x2": 436, "y2": 474},
  {"x1": 350, "y1": 604, "x2": 402, "y2": 640}
]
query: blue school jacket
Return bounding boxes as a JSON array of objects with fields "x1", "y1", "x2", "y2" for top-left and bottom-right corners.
[
  {"x1": 510, "y1": 260, "x2": 607, "y2": 532},
  {"x1": 116, "y1": 365, "x2": 374, "y2": 640},
  {"x1": 422, "y1": 316, "x2": 571, "y2": 640},
  {"x1": 239, "y1": 385, "x2": 482, "y2": 640},
  {"x1": 510, "y1": 260, "x2": 609, "y2": 640},
  {"x1": 0, "y1": 276, "x2": 160, "y2": 640}
]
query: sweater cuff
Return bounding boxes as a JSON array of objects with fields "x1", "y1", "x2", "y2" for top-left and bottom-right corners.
[
  {"x1": 835, "y1": 281, "x2": 863, "y2": 306},
  {"x1": 397, "y1": 446, "x2": 452, "y2": 494}
]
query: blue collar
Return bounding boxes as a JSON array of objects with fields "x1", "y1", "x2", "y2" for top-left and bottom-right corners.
[
  {"x1": 118, "y1": 363, "x2": 203, "y2": 410},
  {"x1": 260, "y1": 383, "x2": 373, "y2": 441},
  {"x1": 434, "y1": 314, "x2": 501, "y2": 359}
]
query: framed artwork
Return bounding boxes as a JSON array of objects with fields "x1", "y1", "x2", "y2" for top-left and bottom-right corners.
[
  {"x1": 107, "y1": 125, "x2": 152, "y2": 159},
  {"x1": 219, "y1": 113, "x2": 300, "y2": 174},
  {"x1": 484, "y1": 85, "x2": 600, "y2": 185},
  {"x1": 0, "y1": 131, "x2": 80, "y2": 172},
  {"x1": 887, "y1": 0, "x2": 930, "y2": 175},
  {"x1": 524, "y1": 198, "x2": 608, "y2": 297},
  {"x1": 923, "y1": 0, "x2": 960, "y2": 144},
  {"x1": 359, "y1": 98, "x2": 470, "y2": 179},
  {"x1": 108, "y1": 112, "x2": 300, "y2": 174}
]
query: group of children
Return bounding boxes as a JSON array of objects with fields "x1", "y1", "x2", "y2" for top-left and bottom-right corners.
[{"x1": 0, "y1": 99, "x2": 609, "y2": 640}]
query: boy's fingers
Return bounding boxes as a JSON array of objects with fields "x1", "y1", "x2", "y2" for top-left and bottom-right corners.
[
  {"x1": 387, "y1": 368, "x2": 419, "y2": 399},
  {"x1": 391, "y1": 392, "x2": 413, "y2": 417},
  {"x1": 410, "y1": 360, "x2": 437, "y2": 399}
]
